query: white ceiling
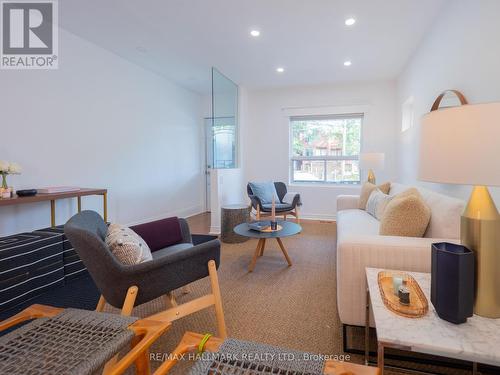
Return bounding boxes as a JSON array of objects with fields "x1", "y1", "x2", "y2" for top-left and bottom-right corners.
[{"x1": 60, "y1": 0, "x2": 447, "y2": 94}]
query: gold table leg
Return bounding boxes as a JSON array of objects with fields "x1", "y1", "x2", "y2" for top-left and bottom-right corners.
[
  {"x1": 50, "y1": 200, "x2": 56, "y2": 227},
  {"x1": 103, "y1": 192, "x2": 108, "y2": 222}
]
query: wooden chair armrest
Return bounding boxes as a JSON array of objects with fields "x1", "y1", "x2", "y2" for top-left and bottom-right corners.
[
  {"x1": 107, "y1": 319, "x2": 172, "y2": 375},
  {"x1": 0, "y1": 304, "x2": 63, "y2": 332},
  {"x1": 0, "y1": 304, "x2": 176, "y2": 375}
]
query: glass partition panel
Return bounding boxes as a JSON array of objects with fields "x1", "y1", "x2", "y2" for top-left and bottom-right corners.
[{"x1": 211, "y1": 68, "x2": 238, "y2": 169}]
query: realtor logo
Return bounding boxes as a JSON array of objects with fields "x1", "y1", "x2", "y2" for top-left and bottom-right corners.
[{"x1": 1, "y1": 0, "x2": 58, "y2": 69}]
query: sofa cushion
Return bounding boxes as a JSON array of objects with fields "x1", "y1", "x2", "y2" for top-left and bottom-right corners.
[
  {"x1": 390, "y1": 183, "x2": 464, "y2": 239},
  {"x1": 337, "y1": 209, "x2": 380, "y2": 241},
  {"x1": 151, "y1": 243, "x2": 193, "y2": 260},
  {"x1": 249, "y1": 181, "x2": 279, "y2": 204},
  {"x1": 105, "y1": 224, "x2": 153, "y2": 265},
  {"x1": 380, "y1": 193, "x2": 431, "y2": 237},
  {"x1": 358, "y1": 182, "x2": 391, "y2": 210},
  {"x1": 261, "y1": 203, "x2": 293, "y2": 212}
]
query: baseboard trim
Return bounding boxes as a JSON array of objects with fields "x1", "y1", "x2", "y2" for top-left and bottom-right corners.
[
  {"x1": 126, "y1": 205, "x2": 205, "y2": 227},
  {"x1": 300, "y1": 213, "x2": 336, "y2": 221},
  {"x1": 209, "y1": 226, "x2": 221, "y2": 235}
]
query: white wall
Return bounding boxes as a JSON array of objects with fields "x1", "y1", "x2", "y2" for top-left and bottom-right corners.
[
  {"x1": 0, "y1": 28, "x2": 205, "y2": 236},
  {"x1": 241, "y1": 81, "x2": 398, "y2": 220},
  {"x1": 397, "y1": 0, "x2": 500, "y2": 205},
  {"x1": 209, "y1": 168, "x2": 246, "y2": 234}
]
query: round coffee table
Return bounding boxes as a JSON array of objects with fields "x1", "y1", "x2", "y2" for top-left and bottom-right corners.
[{"x1": 233, "y1": 221, "x2": 302, "y2": 272}]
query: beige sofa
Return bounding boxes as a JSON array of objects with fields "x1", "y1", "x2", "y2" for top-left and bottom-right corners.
[{"x1": 336, "y1": 183, "x2": 465, "y2": 327}]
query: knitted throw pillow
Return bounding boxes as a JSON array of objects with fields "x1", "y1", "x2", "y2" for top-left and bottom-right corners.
[
  {"x1": 358, "y1": 181, "x2": 391, "y2": 210},
  {"x1": 105, "y1": 224, "x2": 153, "y2": 265},
  {"x1": 366, "y1": 189, "x2": 393, "y2": 220},
  {"x1": 380, "y1": 189, "x2": 431, "y2": 237}
]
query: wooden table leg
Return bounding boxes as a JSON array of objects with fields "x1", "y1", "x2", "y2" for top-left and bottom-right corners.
[
  {"x1": 77, "y1": 196, "x2": 82, "y2": 213},
  {"x1": 276, "y1": 238, "x2": 292, "y2": 267},
  {"x1": 50, "y1": 200, "x2": 56, "y2": 227},
  {"x1": 249, "y1": 239, "x2": 263, "y2": 272},
  {"x1": 377, "y1": 342, "x2": 384, "y2": 375},
  {"x1": 259, "y1": 239, "x2": 266, "y2": 256},
  {"x1": 103, "y1": 192, "x2": 108, "y2": 222}
]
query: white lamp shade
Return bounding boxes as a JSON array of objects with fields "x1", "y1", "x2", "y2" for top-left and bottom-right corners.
[
  {"x1": 420, "y1": 102, "x2": 500, "y2": 186},
  {"x1": 359, "y1": 153, "x2": 385, "y2": 170}
]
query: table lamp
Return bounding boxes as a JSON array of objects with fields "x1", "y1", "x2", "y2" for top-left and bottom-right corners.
[
  {"x1": 359, "y1": 153, "x2": 385, "y2": 184},
  {"x1": 420, "y1": 90, "x2": 500, "y2": 318}
]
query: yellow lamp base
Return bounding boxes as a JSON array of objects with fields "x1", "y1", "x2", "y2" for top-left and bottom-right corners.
[
  {"x1": 367, "y1": 169, "x2": 376, "y2": 185},
  {"x1": 461, "y1": 186, "x2": 500, "y2": 318}
]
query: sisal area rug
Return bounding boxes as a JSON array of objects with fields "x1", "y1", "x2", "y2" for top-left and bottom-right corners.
[{"x1": 105, "y1": 221, "x2": 482, "y2": 374}]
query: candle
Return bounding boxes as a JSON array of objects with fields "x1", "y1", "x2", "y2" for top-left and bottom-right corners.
[
  {"x1": 270, "y1": 195, "x2": 277, "y2": 230},
  {"x1": 393, "y1": 276, "x2": 403, "y2": 296},
  {"x1": 398, "y1": 285, "x2": 410, "y2": 305},
  {"x1": 271, "y1": 195, "x2": 276, "y2": 222}
]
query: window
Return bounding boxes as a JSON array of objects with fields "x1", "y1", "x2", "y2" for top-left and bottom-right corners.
[
  {"x1": 211, "y1": 67, "x2": 238, "y2": 169},
  {"x1": 290, "y1": 114, "x2": 362, "y2": 184},
  {"x1": 209, "y1": 117, "x2": 237, "y2": 169}
]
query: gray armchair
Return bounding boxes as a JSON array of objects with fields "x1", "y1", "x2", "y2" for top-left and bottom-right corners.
[
  {"x1": 64, "y1": 210, "x2": 227, "y2": 337},
  {"x1": 247, "y1": 182, "x2": 301, "y2": 223}
]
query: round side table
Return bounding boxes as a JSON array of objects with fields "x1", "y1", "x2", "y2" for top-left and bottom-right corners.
[
  {"x1": 221, "y1": 204, "x2": 250, "y2": 243},
  {"x1": 233, "y1": 221, "x2": 302, "y2": 272}
]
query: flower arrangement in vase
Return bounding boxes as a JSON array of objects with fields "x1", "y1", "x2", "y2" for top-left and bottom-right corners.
[{"x1": 0, "y1": 161, "x2": 22, "y2": 198}]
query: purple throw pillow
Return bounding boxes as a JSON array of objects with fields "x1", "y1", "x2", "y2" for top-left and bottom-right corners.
[{"x1": 130, "y1": 217, "x2": 183, "y2": 252}]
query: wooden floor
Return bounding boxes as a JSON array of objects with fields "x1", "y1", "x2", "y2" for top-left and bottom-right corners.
[
  {"x1": 186, "y1": 212, "x2": 335, "y2": 235},
  {"x1": 186, "y1": 212, "x2": 211, "y2": 234}
]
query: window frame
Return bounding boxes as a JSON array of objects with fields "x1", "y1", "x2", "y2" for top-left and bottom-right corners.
[{"x1": 289, "y1": 113, "x2": 364, "y2": 185}]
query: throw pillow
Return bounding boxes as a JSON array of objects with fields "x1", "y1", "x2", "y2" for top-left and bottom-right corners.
[
  {"x1": 391, "y1": 187, "x2": 421, "y2": 199},
  {"x1": 358, "y1": 181, "x2": 391, "y2": 210},
  {"x1": 249, "y1": 181, "x2": 279, "y2": 204},
  {"x1": 379, "y1": 191, "x2": 431, "y2": 237},
  {"x1": 366, "y1": 189, "x2": 393, "y2": 220},
  {"x1": 105, "y1": 224, "x2": 153, "y2": 265}
]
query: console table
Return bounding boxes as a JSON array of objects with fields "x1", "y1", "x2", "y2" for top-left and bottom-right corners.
[{"x1": 0, "y1": 188, "x2": 107, "y2": 227}]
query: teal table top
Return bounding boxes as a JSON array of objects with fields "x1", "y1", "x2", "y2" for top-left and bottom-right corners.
[{"x1": 233, "y1": 220, "x2": 301, "y2": 239}]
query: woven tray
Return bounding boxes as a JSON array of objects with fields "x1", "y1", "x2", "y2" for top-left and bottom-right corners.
[
  {"x1": 377, "y1": 271, "x2": 428, "y2": 318},
  {"x1": 259, "y1": 225, "x2": 282, "y2": 233}
]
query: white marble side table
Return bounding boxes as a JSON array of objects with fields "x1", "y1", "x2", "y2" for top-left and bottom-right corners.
[{"x1": 365, "y1": 267, "x2": 500, "y2": 375}]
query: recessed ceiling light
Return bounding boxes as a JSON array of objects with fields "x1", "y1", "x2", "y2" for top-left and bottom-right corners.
[
  {"x1": 276, "y1": 67, "x2": 285, "y2": 73},
  {"x1": 250, "y1": 30, "x2": 260, "y2": 37},
  {"x1": 345, "y1": 17, "x2": 356, "y2": 26},
  {"x1": 344, "y1": 60, "x2": 352, "y2": 67}
]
